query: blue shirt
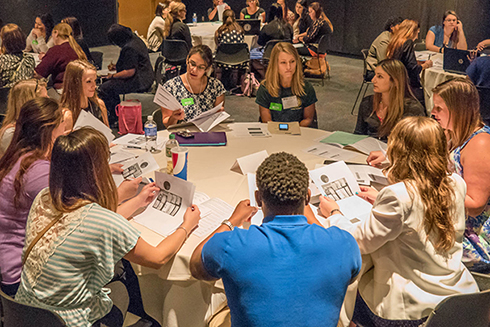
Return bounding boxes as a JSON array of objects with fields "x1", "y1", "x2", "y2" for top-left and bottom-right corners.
[
  {"x1": 202, "y1": 215, "x2": 361, "y2": 327},
  {"x1": 467, "y1": 56, "x2": 490, "y2": 88},
  {"x1": 429, "y1": 25, "x2": 453, "y2": 48}
]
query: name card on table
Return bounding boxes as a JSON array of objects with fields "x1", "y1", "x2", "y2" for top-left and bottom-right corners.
[{"x1": 230, "y1": 150, "x2": 268, "y2": 175}]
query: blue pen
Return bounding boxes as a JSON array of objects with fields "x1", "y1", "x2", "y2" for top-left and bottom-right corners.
[{"x1": 149, "y1": 178, "x2": 154, "y2": 183}]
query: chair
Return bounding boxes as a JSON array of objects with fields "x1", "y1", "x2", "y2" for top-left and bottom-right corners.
[
  {"x1": 351, "y1": 49, "x2": 372, "y2": 115},
  {"x1": 90, "y1": 51, "x2": 104, "y2": 70},
  {"x1": 0, "y1": 87, "x2": 10, "y2": 116},
  {"x1": 263, "y1": 39, "x2": 291, "y2": 61},
  {"x1": 214, "y1": 43, "x2": 250, "y2": 92},
  {"x1": 152, "y1": 108, "x2": 166, "y2": 131},
  {"x1": 155, "y1": 39, "x2": 190, "y2": 85},
  {"x1": 414, "y1": 41, "x2": 426, "y2": 51},
  {"x1": 0, "y1": 289, "x2": 66, "y2": 327},
  {"x1": 423, "y1": 289, "x2": 490, "y2": 327},
  {"x1": 301, "y1": 35, "x2": 330, "y2": 86},
  {"x1": 477, "y1": 86, "x2": 490, "y2": 126}
]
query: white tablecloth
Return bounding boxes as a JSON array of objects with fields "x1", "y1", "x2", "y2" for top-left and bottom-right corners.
[{"x1": 188, "y1": 22, "x2": 258, "y2": 52}]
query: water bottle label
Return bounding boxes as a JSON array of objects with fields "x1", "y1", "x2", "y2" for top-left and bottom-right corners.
[{"x1": 145, "y1": 126, "x2": 157, "y2": 137}]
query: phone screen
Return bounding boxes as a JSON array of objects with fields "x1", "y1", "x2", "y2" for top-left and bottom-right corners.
[{"x1": 279, "y1": 124, "x2": 289, "y2": 130}]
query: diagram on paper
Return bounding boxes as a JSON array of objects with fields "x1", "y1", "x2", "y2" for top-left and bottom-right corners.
[
  {"x1": 123, "y1": 161, "x2": 149, "y2": 179},
  {"x1": 320, "y1": 176, "x2": 354, "y2": 201},
  {"x1": 152, "y1": 189, "x2": 182, "y2": 216},
  {"x1": 128, "y1": 136, "x2": 146, "y2": 145}
]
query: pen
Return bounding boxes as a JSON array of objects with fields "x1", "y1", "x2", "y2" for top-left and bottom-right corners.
[
  {"x1": 126, "y1": 146, "x2": 144, "y2": 149},
  {"x1": 428, "y1": 54, "x2": 432, "y2": 60},
  {"x1": 149, "y1": 178, "x2": 154, "y2": 183}
]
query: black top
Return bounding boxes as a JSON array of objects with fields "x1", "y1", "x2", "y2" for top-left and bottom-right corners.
[
  {"x1": 391, "y1": 40, "x2": 422, "y2": 88},
  {"x1": 83, "y1": 98, "x2": 105, "y2": 123},
  {"x1": 169, "y1": 21, "x2": 192, "y2": 51},
  {"x1": 258, "y1": 19, "x2": 293, "y2": 46},
  {"x1": 297, "y1": 14, "x2": 312, "y2": 35},
  {"x1": 354, "y1": 94, "x2": 426, "y2": 141},
  {"x1": 303, "y1": 18, "x2": 332, "y2": 44},
  {"x1": 116, "y1": 34, "x2": 154, "y2": 91},
  {"x1": 77, "y1": 38, "x2": 94, "y2": 64},
  {"x1": 207, "y1": 8, "x2": 219, "y2": 22},
  {"x1": 241, "y1": 7, "x2": 265, "y2": 20}
]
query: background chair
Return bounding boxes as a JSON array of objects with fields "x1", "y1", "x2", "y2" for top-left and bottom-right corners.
[
  {"x1": 351, "y1": 48, "x2": 372, "y2": 115},
  {"x1": 262, "y1": 39, "x2": 290, "y2": 62},
  {"x1": 301, "y1": 35, "x2": 330, "y2": 86},
  {"x1": 155, "y1": 39, "x2": 190, "y2": 86},
  {"x1": 477, "y1": 86, "x2": 490, "y2": 126},
  {"x1": 214, "y1": 43, "x2": 250, "y2": 92},
  {"x1": 90, "y1": 51, "x2": 104, "y2": 70},
  {"x1": 151, "y1": 108, "x2": 166, "y2": 131},
  {"x1": 423, "y1": 289, "x2": 490, "y2": 327}
]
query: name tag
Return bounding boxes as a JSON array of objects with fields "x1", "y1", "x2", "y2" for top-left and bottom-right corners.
[
  {"x1": 181, "y1": 98, "x2": 195, "y2": 106},
  {"x1": 269, "y1": 103, "x2": 282, "y2": 111},
  {"x1": 244, "y1": 14, "x2": 251, "y2": 19},
  {"x1": 282, "y1": 96, "x2": 299, "y2": 109}
]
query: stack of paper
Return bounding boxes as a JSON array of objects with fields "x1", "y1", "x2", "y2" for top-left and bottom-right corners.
[
  {"x1": 232, "y1": 123, "x2": 272, "y2": 138},
  {"x1": 319, "y1": 132, "x2": 387, "y2": 155},
  {"x1": 153, "y1": 84, "x2": 183, "y2": 111},
  {"x1": 113, "y1": 133, "x2": 168, "y2": 150}
]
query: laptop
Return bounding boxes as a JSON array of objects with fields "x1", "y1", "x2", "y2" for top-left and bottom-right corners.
[
  {"x1": 443, "y1": 48, "x2": 473, "y2": 74},
  {"x1": 237, "y1": 19, "x2": 261, "y2": 35}
]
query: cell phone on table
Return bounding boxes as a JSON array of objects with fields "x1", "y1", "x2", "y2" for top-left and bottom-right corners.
[{"x1": 279, "y1": 123, "x2": 289, "y2": 131}]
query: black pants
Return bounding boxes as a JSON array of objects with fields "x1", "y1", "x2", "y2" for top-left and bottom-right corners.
[{"x1": 1, "y1": 282, "x2": 19, "y2": 297}]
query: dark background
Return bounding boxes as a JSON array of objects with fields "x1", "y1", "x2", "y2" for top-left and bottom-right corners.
[{"x1": 1, "y1": 0, "x2": 489, "y2": 56}]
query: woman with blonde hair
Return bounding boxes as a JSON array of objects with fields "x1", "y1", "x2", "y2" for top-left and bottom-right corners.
[
  {"x1": 163, "y1": 2, "x2": 192, "y2": 50},
  {"x1": 426, "y1": 10, "x2": 467, "y2": 53},
  {"x1": 61, "y1": 60, "x2": 109, "y2": 131},
  {"x1": 240, "y1": 0, "x2": 266, "y2": 23},
  {"x1": 322, "y1": 116, "x2": 478, "y2": 326},
  {"x1": 256, "y1": 42, "x2": 317, "y2": 127},
  {"x1": 34, "y1": 23, "x2": 86, "y2": 91},
  {"x1": 386, "y1": 19, "x2": 432, "y2": 104},
  {"x1": 0, "y1": 79, "x2": 48, "y2": 156},
  {"x1": 354, "y1": 59, "x2": 425, "y2": 141}
]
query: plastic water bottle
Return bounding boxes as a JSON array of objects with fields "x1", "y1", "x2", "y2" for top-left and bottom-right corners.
[
  {"x1": 193, "y1": 13, "x2": 197, "y2": 26},
  {"x1": 144, "y1": 115, "x2": 157, "y2": 152},
  {"x1": 165, "y1": 134, "x2": 179, "y2": 174}
]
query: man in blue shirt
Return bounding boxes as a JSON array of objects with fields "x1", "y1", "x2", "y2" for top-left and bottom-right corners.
[{"x1": 190, "y1": 152, "x2": 362, "y2": 327}]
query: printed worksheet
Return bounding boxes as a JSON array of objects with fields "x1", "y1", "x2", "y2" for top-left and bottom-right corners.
[
  {"x1": 309, "y1": 161, "x2": 360, "y2": 201},
  {"x1": 232, "y1": 123, "x2": 272, "y2": 138},
  {"x1": 190, "y1": 102, "x2": 230, "y2": 132},
  {"x1": 153, "y1": 84, "x2": 183, "y2": 111},
  {"x1": 73, "y1": 110, "x2": 115, "y2": 143},
  {"x1": 113, "y1": 133, "x2": 168, "y2": 150},
  {"x1": 121, "y1": 152, "x2": 160, "y2": 179},
  {"x1": 193, "y1": 198, "x2": 235, "y2": 237},
  {"x1": 304, "y1": 143, "x2": 358, "y2": 161}
]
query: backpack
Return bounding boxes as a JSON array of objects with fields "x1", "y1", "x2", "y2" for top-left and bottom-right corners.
[{"x1": 239, "y1": 73, "x2": 260, "y2": 97}]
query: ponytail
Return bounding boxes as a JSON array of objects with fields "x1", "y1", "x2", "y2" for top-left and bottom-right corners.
[
  {"x1": 68, "y1": 35, "x2": 87, "y2": 60},
  {"x1": 52, "y1": 23, "x2": 87, "y2": 60},
  {"x1": 164, "y1": 2, "x2": 186, "y2": 38}
]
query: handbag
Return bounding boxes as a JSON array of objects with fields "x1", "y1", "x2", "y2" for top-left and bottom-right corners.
[
  {"x1": 239, "y1": 73, "x2": 260, "y2": 97},
  {"x1": 115, "y1": 100, "x2": 144, "y2": 135}
]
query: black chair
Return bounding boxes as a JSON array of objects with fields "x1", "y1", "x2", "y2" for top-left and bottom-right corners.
[
  {"x1": 0, "y1": 288, "x2": 66, "y2": 327},
  {"x1": 155, "y1": 39, "x2": 190, "y2": 85},
  {"x1": 351, "y1": 49, "x2": 372, "y2": 115},
  {"x1": 301, "y1": 35, "x2": 330, "y2": 86},
  {"x1": 151, "y1": 108, "x2": 166, "y2": 131},
  {"x1": 0, "y1": 87, "x2": 10, "y2": 116},
  {"x1": 263, "y1": 39, "x2": 291, "y2": 61},
  {"x1": 90, "y1": 51, "x2": 104, "y2": 70},
  {"x1": 214, "y1": 43, "x2": 250, "y2": 92},
  {"x1": 477, "y1": 86, "x2": 490, "y2": 126}
]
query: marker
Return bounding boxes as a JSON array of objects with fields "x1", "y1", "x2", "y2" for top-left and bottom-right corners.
[{"x1": 126, "y1": 145, "x2": 143, "y2": 149}]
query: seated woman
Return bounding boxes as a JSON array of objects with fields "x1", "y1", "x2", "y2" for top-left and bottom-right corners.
[
  {"x1": 61, "y1": 17, "x2": 95, "y2": 64},
  {"x1": 292, "y1": 0, "x2": 312, "y2": 42},
  {"x1": 294, "y1": 2, "x2": 333, "y2": 56},
  {"x1": 426, "y1": 10, "x2": 467, "y2": 53},
  {"x1": 98, "y1": 24, "x2": 153, "y2": 125},
  {"x1": 0, "y1": 97, "x2": 66, "y2": 297},
  {"x1": 277, "y1": 0, "x2": 295, "y2": 26},
  {"x1": 322, "y1": 116, "x2": 478, "y2": 326},
  {"x1": 208, "y1": 0, "x2": 231, "y2": 22},
  {"x1": 0, "y1": 79, "x2": 48, "y2": 157},
  {"x1": 258, "y1": 3, "x2": 293, "y2": 47},
  {"x1": 354, "y1": 59, "x2": 425, "y2": 141},
  {"x1": 256, "y1": 42, "x2": 317, "y2": 127},
  {"x1": 33, "y1": 23, "x2": 87, "y2": 91},
  {"x1": 387, "y1": 19, "x2": 432, "y2": 104},
  {"x1": 159, "y1": 45, "x2": 226, "y2": 127},
  {"x1": 147, "y1": 2, "x2": 169, "y2": 52},
  {"x1": 15, "y1": 127, "x2": 201, "y2": 326},
  {"x1": 240, "y1": 0, "x2": 266, "y2": 23},
  {"x1": 24, "y1": 13, "x2": 54, "y2": 54},
  {"x1": 0, "y1": 24, "x2": 36, "y2": 88},
  {"x1": 365, "y1": 17, "x2": 404, "y2": 81},
  {"x1": 431, "y1": 78, "x2": 490, "y2": 273},
  {"x1": 61, "y1": 60, "x2": 109, "y2": 131},
  {"x1": 163, "y1": 2, "x2": 192, "y2": 50}
]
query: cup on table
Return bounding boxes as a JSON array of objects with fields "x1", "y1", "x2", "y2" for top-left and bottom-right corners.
[{"x1": 172, "y1": 147, "x2": 188, "y2": 180}]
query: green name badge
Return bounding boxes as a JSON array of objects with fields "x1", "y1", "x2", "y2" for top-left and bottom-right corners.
[
  {"x1": 269, "y1": 103, "x2": 283, "y2": 111},
  {"x1": 244, "y1": 14, "x2": 251, "y2": 19},
  {"x1": 181, "y1": 98, "x2": 195, "y2": 106}
]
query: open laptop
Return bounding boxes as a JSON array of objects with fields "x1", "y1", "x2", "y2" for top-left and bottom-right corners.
[
  {"x1": 236, "y1": 19, "x2": 261, "y2": 35},
  {"x1": 443, "y1": 48, "x2": 473, "y2": 74}
]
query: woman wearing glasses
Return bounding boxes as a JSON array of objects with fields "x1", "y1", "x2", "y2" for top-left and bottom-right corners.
[
  {"x1": 425, "y1": 10, "x2": 467, "y2": 53},
  {"x1": 158, "y1": 45, "x2": 226, "y2": 127}
]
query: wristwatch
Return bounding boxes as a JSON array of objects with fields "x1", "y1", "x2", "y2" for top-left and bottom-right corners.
[{"x1": 221, "y1": 219, "x2": 235, "y2": 231}]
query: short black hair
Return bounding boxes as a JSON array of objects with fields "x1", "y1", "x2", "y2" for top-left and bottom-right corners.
[
  {"x1": 267, "y1": 3, "x2": 283, "y2": 23},
  {"x1": 37, "y1": 13, "x2": 54, "y2": 39},
  {"x1": 107, "y1": 24, "x2": 133, "y2": 47},
  {"x1": 384, "y1": 16, "x2": 404, "y2": 32}
]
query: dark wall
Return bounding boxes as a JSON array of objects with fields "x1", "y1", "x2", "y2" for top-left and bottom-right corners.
[{"x1": 0, "y1": 0, "x2": 117, "y2": 47}]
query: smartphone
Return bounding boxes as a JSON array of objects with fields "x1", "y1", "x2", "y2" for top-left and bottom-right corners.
[{"x1": 279, "y1": 123, "x2": 289, "y2": 131}]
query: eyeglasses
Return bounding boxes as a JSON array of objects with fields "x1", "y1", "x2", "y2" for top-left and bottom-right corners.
[
  {"x1": 445, "y1": 18, "x2": 457, "y2": 22},
  {"x1": 188, "y1": 60, "x2": 207, "y2": 71}
]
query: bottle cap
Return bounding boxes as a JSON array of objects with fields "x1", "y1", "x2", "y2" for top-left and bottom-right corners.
[
  {"x1": 147, "y1": 115, "x2": 153, "y2": 121},
  {"x1": 169, "y1": 133, "x2": 175, "y2": 139}
]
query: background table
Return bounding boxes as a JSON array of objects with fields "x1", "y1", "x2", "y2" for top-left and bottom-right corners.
[{"x1": 188, "y1": 22, "x2": 258, "y2": 52}]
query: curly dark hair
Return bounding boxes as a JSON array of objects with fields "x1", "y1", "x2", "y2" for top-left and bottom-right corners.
[{"x1": 256, "y1": 152, "x2": 309, "y2": 212}]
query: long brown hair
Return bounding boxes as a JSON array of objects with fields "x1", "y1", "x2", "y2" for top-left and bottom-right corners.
[
  {"x1": 216, "y1": 9, "x2": 243, "y2": 35},
  {"x1": 386, "y1": 19, "x2": 419, "y2": 58},
  {"x1": 442, "y1": 10, "x2": 459, "y2": 48},
  {"x1": 52, "y1": 23, "x2": 87, "y2": 60},
  {"x1": 372, "y1": 59, "x2": 417, "y2": 138},
  {"x1": 264, "y1": 42, "x2": 305, "y2": 97},
  {"x1": 1, "y1": 24, "x2": 26, "y2": 54},
  {"x1": 50, "y1": 127, "x2": 118, "y2": 213},
  {"x1": 386, "y1": 116, "x2": 456, "y2": 254},
  {"x1": 163, "y1": 2, "x2": 186, "y2": 38},
  {"x1": 60, "y1": 60, "x2": 109, "y2": 126},
  {"x1": 0, "y1": 98, "x2": 63, "y2": 208},
  {"x1": 309, "y1": 2, "x2": 333, "y2": 32},
  {"x1": 432, "y1": 78, "x2": 482, "y2": 151}
]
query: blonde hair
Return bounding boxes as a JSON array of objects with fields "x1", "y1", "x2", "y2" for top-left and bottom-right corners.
[
  {"x1": 372, "y1": 59, "x2": 417, "y2": 138},
  {"x1": 264, "y1": 42, "x2": 305, "y2": 97},
  {"x1": 386, "y1": 19, "x2": 419, "y2": 58},
  {"x1": 432, "y1": 78, "x2": 482, "y2": 151},
  {"x1": 164, "y1": 2, "x2": 186, "y2": 38},
  {"x1": 52, "y1": 23, "x2": 87, "y2": 60},
  {"x1": 386, "y1": 116, "x2": 456, "y2": 254},
  {"x1": 60, "y1": 60, "x2": 109, "y2": 126}
]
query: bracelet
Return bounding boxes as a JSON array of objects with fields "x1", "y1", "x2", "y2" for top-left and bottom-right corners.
[
  {"x1": 177, "y1": 225, "x2": 189, "y2": 239},
  {"x1": 330, "y1": 208, "x2": 343, "y2": 216},
  {"x1": 439, "y1": 47, "x2": 443, "y2": 53},
  {"x1": 221, "y1": 219, "x2": 234, "y2": 231}
]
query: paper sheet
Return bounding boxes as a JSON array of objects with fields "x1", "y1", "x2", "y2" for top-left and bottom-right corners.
[
  {"x1": 73, "y1": 110, "x2": 115, "y2": 143},
  {"x1": 337, "y1": 196, "x2": 372, "y2": 225},
  {"x1": 193, "y1": 197, "x2": 235, "y2": 237},
  {"x1": 153, "y1": 84, "x2": 183, "y2": 111},
  {"x1": 309, "y1": 161, "x2": 361, "y2": 201},
  {"x1": 304, "y1": 144, "x2": 358, "y2": 161},
  {"x1": 348, "y1": 164, "x2": 388, "y2": 186},
  {"x1": 133, "y1": 171, "x2": 195, "y2": 237},
  {"x1": 217, "y1": 4, "x2": 226, "y2": 21},
  {"x1": 231, "y1": 150, "x2": 268, "y2": 175},
  {"x1": 346, "y1": 137, "x2": 387, "y2": 155},
  {"x1": 113, "y1": 133, "x2": 168, "y2": 150},
  {"x1": 109, "y1": 150, "x2": 136, "y2": 165},
  {"x1": 120, "y1": 152, "x2": 160, "y2": 180},
  {"x1": 320, "y1": 131, "x2": 368, "y2": 146},
  {"x1": 190, "y1": 102, "x2": 230, "y2": 132},
  {"x1": 232, "y1": 123, "x2": 272, "y2": 138}
]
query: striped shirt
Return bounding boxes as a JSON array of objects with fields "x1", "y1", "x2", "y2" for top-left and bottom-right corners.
[{"x1": 16, "y1": 188, "x2": 140, "y2": 327}]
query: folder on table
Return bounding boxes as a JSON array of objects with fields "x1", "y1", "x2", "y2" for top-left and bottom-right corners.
[{"x1": 174, "y1": 132, "x2": 227, "y2": 146}]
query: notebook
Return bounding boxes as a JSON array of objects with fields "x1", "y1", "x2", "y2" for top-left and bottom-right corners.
[
  {"x1": 174, "y1": 132, "x2": 227, "y2": 146},
  {"x1": 237, "y1": 19, "x2": 261, "y2": 35}
]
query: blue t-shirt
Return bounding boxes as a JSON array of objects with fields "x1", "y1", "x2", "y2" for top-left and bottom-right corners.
[
  {"x1": 202, "y1": 215, "x2": 361, "y2": 327},
  {"x1": 467, "y1": 56, "x2": 490, "y2": 88},
  {"x1": 429, "y1": 25, "x2": 453, "y2": 48}
]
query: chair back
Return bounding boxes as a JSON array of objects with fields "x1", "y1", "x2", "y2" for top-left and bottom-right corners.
[
  {"x1": 0, "y1": 289, "x2": 66, "y2": 327},
  {"x1": 161, "y1": 39, "x2": 189, "y2": 65},
  {"x1": 316, "y1": 35, "x2": 329, "y2": 56},
  {"x1": 0, "y1": 87, "x2": 10, "y2": 116},
  {"x1": 477, "y1": 86, "x2": 490, "y2": 126},
  {"x1": 214, "y1": 43, "x2": 250, "y2": 66},
  {"x1": 151, "y1": 108, "x2": 166, "y2": 131},
  {"x1": 90, "y1": 51, "x2": 104, "y2": 70},
  {"x1": 263, "y1": 39, "x2": 290, "y2": 61},
  {"x1": 360, "y1": 48, "x2": 369, "y2": 78},
  {"x1": 424, "y1": 289, "x2": 490, "y2": 327}
]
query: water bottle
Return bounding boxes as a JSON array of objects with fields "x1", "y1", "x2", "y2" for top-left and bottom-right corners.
[
  {"x1": 193, "y1": 13, "x2": 197, "y2": 26},
  {"x1": 144, "y1": 115, "x2": 157, "y2": 152},
  {"x1": 165, "y1": 133, "x2": 179, "y2": 174}
]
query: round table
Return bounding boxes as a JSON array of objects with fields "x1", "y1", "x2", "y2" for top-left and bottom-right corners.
[
  {"x1": 188, "y1": 22, "x2": 258, "y2": 52},
  {"x1": 123, "y1": 123, "x2": 367, "y2": 326}
]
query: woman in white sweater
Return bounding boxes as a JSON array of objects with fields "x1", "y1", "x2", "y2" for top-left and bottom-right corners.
[{"x1": 321, "y1": 116, "x2": 478, "y2": 326}]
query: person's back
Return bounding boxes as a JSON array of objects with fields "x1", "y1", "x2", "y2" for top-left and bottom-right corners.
[
  {"x1": 258, "y1": 19, "x2": 292, "y2": 46},
  {"x1": 169, "y1": 20, "x2": 192, "y2": 50},
  {"x1": 467, "y1": 56, "x2": 490, "y2": 88},
  {"x1": 120, "y1": 34, "x2": 154, "y2": 90}
]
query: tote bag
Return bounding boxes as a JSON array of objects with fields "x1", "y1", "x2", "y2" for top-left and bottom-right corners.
[{"x1": 115, "y1": 100, "x2": 144, "y2": 135}]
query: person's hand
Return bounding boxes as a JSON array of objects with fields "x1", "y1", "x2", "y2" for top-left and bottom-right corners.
[
  {"x1": 118, "y1": 177, "x2": 143, "y2": 202},
  {"x1": 32, "y1": 28, "x2": 42, "y2": 38},
  {"x1": 110, "y1": 163, "x2": 124, "y2": 174},
  {"x1": 293, "y1": 37, "x2": 299, "y2": 44},
  {"x1": 108, "y1": 62, "x2": 116, "y2": 71},
  {"x1": 467, "y1": 50, "x2": 478, "y2": 62},
  {"x1": 171, "y1": 108, "x2": 185, "y2": 121},
  {"x1": 319, "y1": 196, "x2": 340, "y2": 217},
  {"x1": 298, "y1": 36, "x2": 304, "y2": 43},
  {"x1": 366, "y1": 150, "x2": 386, "y2": 168},
  {"x1": 229, "y1": 200, "x2": 258, "y2": 227},
  {"x1": 225, "y1": 4, "x2": 231, "y2": 10},
  {"x1": 183, "y1": 205, "x2": 201, "y2": 230},
  {"x1": 456, "y1": 20, "x2": 463, "y2": 32},
  {"x1": 357, "y1": 186, "x2": 379, "y2": 205},
  {"x1": 38, "y1": 53, "x2": 45, "y2": 60},
  {"x1": 422, "y1": 59, "x2": 433, "y2": 69},
  {"x1": 476, "y1": 40, "x2": 489, "y2": 51},
  {"x1": 135, "y1": 182, "x2": 160, "y2": 207}
]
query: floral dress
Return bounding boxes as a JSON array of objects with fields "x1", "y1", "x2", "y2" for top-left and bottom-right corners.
[{"x1": 451, "y1": 125, "x2": 490, "y2": 272}]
